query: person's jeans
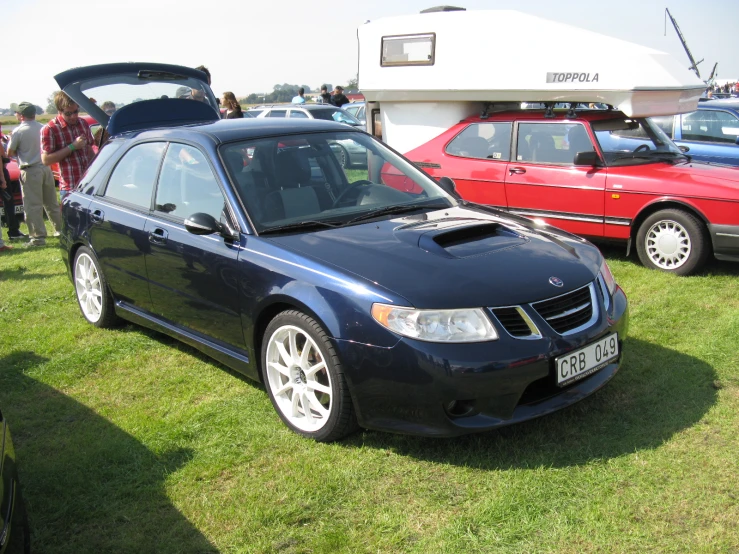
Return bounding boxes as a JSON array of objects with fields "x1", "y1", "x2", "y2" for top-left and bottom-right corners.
[
  {"x1": 19, "y1": 166, "x2": 62, "y2": 239},
  {"x1": 1, "y1": 166, "x2": 20, "y2": 233}
]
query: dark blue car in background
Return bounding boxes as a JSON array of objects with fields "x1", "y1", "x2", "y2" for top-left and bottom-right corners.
[
  {"x1": 57, "y1": 63, "x2": 628, "y2": 441},
  {"x1": 651, "y1": 100, "x2": 739, "y2": 166}
]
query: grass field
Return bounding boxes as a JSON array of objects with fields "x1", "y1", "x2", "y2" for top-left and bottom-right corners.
[{"x1": 1, "y1": 221, "x2": 738, "y2": 553}]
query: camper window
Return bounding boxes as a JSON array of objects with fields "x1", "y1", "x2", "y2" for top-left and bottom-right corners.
[{"x1": 381, "y1": 33, "x2": 435, "y2": 66}]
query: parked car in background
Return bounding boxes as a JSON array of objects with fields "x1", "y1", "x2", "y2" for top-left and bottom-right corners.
[
  {"x1": 58, "y1": 62, "x2": 628, "y2": 442},
  {"x1": 343, "y1": 101, "x2": 366, "y2": 126},
  {"x1": 249, "y1": 104, "x2": 367, "y2": 167},
  {"x1": 405, "y1": 107, "x2": 739, "y2": 275},
  {"x1": 1, "y1": 406, "x2": 30, "y2": 554},
  {"x1": 650, "y1": 100, "x2": 739, "y2": 166}
]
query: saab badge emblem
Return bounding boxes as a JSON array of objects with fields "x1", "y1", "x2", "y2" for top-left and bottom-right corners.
[{"x1": 549, "y1": 276, "x2": 564, "y2": 287}]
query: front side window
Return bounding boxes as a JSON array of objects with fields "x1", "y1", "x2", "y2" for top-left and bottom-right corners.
[
  {"x1": 289, "y1": 110, "x2": 309, "y2": 119},
  {"x1": 446, "y1": 123, "x2": 512, "y2": 161},
  {"x1": 104, "y1": 142, "x2": 165, "y2": 208},
  {"x1": 155, "y1": 144, "x2": 225, "y2": 221},
  {"x1": 516, "y1": 123, "x2": 592, "y2": 164},
  {"x1": 593, "y1": 117, "x2": 685, "y2": 166},
  {"x1": 681, "y1": 110, "x2": 739, "y2": 144},
  {"x1": 220, "y1": 132, "x2": 454, "y2": 233}
]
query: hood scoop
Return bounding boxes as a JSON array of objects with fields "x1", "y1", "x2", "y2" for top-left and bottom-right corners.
[{"x1": 418, "y1": 222, "x2": 528, "y2": 258}]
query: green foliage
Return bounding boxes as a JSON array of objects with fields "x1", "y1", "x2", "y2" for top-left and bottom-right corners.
[
  {"x1": 1, "y1": 224, "x2": 738, "y2": 553},
  {"x1": 46, "y1": 92, "x2": 58, "y2": 114},
  {"x1": 346, "y1": 74, "x2": 359, "y2": 90}
]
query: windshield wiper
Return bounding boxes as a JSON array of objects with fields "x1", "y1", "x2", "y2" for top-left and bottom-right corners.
[
  {"x1": 259, "y1": 220, "x2": 343, "y2": 235},
  {"x1": 345, "y1": 202, "x2": 449, "y2": 225}
]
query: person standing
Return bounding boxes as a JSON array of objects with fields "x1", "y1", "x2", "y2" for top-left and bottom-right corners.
[
  {"x1": 291, "y1": 87, "x2": 306, "y2": 104},
  {"x1": 1, "y1": 123, "x2": 27, "y2": 241},
  {"x1": 221, "y1": 92, "x2": 243, "y2": 118},
  {"x1": 41, "y1": 91, "x2": 95, "y2": 208},
  {"x1": 319, "y1": 85, "x2": 331, "y2": 105},
  {"x1": 330, "y1": 86, "x2": 350, "y2": 108},
  {"x1": 8, "y1": 102, "x2": 62, "y2": 246}
]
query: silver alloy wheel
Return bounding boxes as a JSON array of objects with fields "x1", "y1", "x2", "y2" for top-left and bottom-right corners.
[
  {"x1": 644, "y1": 218, "x2": 691, "y2": 270},
  {"x1": 265, "y1": 324, "x2": 333, "y2": 432},
  {"x1": 74, "y1": 252, "x2": 104, "y2": 323}
]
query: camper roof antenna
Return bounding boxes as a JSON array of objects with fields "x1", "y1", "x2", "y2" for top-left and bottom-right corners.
[
  {"x1": 566, "y1": 103, "x2": 578, "y2": 118},
  {"x1": 544, "y1": 103, "x2": 555, "y2": 118}
]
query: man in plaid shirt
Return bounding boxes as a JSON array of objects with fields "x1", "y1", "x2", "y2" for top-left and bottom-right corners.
[{"x1": 41, "y1": 91, "x2": 95, "y2": 204}]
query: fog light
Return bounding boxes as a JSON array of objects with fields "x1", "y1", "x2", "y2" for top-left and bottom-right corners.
[{"x1": 444, "y1": 399, "x2": 476, "y2": 417}]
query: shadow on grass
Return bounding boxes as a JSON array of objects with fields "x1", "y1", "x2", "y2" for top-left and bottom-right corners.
[
  {"x1": 0, "y1": 351, "x2": 218, "y2": 554},
  {"x1": 345, "y1": 338, "x2": 718, "y2": 469}
]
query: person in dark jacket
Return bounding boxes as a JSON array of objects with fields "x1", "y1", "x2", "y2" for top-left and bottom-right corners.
[
  {"x1": 222, "y1": 92, "x2": 243, "y2": 118},
  {"x1": 319, "y1": 85, "x2": 332, "y2": 104},
  {"x1": 330, "y1": 86, "x2": 350, "y2": 108}
]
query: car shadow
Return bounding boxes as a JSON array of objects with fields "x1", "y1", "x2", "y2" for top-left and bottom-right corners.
[
  {"x1": 597, "y1": 241, "x2": 739, "y2": 276},
  {"x1": 344, "y1": 338, "x2": 718, "y2": 469},
  {"x1": 0, "y1": 350, "x2": 219, "y2": 554}
]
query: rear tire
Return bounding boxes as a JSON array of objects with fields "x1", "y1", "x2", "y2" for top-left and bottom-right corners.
[
  {"x1": 262, "y1": 310, "x2": 358, "y2": 442},
  {"x1": 73, "y1": 246, "x2": 119, "y2": 328},
  {"x1": 635, "y1": 209, "x2": 709, "y2": 275}
]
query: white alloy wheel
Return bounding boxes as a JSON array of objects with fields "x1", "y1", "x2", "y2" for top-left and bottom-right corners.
[
  {"x1": 75, "y1": 252, "x2": 104, "y2": 323},
  {"x1": 644, "y1": 219, "x2": 691, "y2": 270},
  {"x1": 265, "y1": 324, "x2": 334, "y2": 433}
]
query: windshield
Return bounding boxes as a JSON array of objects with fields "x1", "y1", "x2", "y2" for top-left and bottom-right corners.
[
  {"x1": 593, "y1": 117, "x2": 685, "y2": 166},
  {"x1": 220, "y1": 131, "x2": 455, "y2": 233},
  {"x1": 309, "y1": 108, "x2": 362, "y2": 126}
]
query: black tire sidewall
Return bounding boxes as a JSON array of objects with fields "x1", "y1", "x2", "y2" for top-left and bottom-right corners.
[
  {"x1": 261, "y1": 310, "x2": 354, "y2": 441},
  {"x1": 73, "y1": 246, "x2": 117, "y2": 328},
  {"x1": 636, "y1": 209, "x2": 708, "y2": 275}
]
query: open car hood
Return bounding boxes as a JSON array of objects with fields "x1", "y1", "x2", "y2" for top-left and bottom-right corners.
[{"x1": 54, "y1": 62, "x2": 220, "y2": 135}]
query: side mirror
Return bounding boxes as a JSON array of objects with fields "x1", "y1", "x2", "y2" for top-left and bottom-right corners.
[
  {"x1": 185, "y1": 212, "x2": 220, "y2": 235},
  {"x1": 573, "y1": 151, "x2": 600, "y2": 166},
  {"x1": 678, "y1": 145, "x2": 690, "y2": 153},
  {"x1": 437, "y1": 176, "x2": 459, "y2": 197}
]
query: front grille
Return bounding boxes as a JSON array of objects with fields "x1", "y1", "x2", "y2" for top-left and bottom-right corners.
[
  {"x1": 532, "y1": 285, "x2": 593, "y2": 334},
  {"x1": 492, "y1": 307, "x2": 533, "y2": 337}
]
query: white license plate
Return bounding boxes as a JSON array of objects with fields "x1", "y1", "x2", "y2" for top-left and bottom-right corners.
[
  {"x1": 556, "y1": 333, "x2": 619, "y2": 386},
  {"x1": 0, "y1": 206, "x2": 24, "y2": 216}
]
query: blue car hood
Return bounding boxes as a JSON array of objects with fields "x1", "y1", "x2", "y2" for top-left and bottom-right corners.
[{"x1": 266, "y1": 207, "x2": 601, "y2": 308}]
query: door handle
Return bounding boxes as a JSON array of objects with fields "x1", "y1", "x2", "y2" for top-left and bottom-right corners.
[
  {"x1": 149, "y1": 228, "x2": 168, "y2": 244},
  {"x1": 509, "y1": 167, "x2": 526, "y2": 175},
  {"x1": 90, "y1": 209, "x2": 104, "y2": 223}
]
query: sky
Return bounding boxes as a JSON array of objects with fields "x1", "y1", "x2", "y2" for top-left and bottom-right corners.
[{"x1": 2, "y1": 0, "x2": 737, "y2": 110}]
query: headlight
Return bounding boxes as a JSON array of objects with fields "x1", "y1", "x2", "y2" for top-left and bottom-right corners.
[
  {"x1": 371, "y1": 303, "x2": 498, "y2": 342},
  {"x1": 600, "y1": 259, "x2": 617, "y2": 296}
]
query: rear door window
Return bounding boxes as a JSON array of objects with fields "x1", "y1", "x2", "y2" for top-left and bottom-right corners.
[
  {"x1": 267, "y1": 110, "x2": 287, "y2": 118},
  {"x1": 446, "y1": 123, "x2": 512, "y2": 161},
  {"x1": 104, "y1": 142, "x2": 165, "y2": 208}
]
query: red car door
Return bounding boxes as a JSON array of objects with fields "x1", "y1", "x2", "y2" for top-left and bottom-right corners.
[
  {"x1": 408, "y1": 122, "x2": 511, "y2": 209},
  {"x1": 504, "y1": 121, "x2": 606, "y2": 238}
]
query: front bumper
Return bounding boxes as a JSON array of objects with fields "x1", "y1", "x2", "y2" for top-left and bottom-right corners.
[
  {"x1": 709, "y1": 223, "x2": 739, "y2": 262},
  {"x1": 334, "y1": 287, "x2": 628, "y2": 437}
]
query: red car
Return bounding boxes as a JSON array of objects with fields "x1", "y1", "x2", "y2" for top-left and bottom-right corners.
[
  {"x1": 1, "y1": 114, "x2": 98, "y2": 221},
  {"x1": 405, "y1": 108, "x2": 739, "y2": 275}
]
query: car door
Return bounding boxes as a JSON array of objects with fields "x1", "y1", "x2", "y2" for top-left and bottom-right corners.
[
  {"x1": 438, "y1": 122, "x2": 511, "y2": 208},
  {"x1": 87, "y1": 141, "x2": 166, "y2": 312},
  {"x1": 144, "y1": 142, "x2": 244, "y2": 348},
  {"x1": 674, "y1": 109, "x2": 739, "y2": 166},
  {"x1": 504, "y1": 122, "x2": 606, "y2": 238}
]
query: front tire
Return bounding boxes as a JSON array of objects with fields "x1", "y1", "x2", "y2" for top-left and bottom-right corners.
[
  {"x1": 262, "y1": 310, "x2": 358, "y2": 441},
  {"x1": 636, "y1": 209, "x2": 709, "y2": 275},
  {"x1": 73, "y1": 246, "x2": 119, "y2": 328}
]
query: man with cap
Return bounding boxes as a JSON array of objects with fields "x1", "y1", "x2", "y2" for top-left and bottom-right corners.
[
  {"x1": 330, "y1": 86, "x2": 350, "y2": 108},
  {"x1": 8, "y1": 102, "x2": 62, "y2": 246}
]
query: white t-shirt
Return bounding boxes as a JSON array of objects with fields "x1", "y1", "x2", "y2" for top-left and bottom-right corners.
[{"x1": 7, "y1": 120, "x2": 44, "y2": 167}]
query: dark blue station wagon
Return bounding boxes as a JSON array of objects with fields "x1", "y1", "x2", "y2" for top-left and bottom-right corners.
[{"x1": 58, "y1": 64, "x2": 628, "y2": 441}]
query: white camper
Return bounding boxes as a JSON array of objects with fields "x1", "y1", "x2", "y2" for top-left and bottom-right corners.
[{"x1": 358, "y1": 7, "x2": 706, "y2": 154}]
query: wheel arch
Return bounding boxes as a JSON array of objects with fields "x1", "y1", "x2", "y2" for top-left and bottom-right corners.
[{"x1": 629, "y1": 199, "x2": 710, "y2": 243}]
